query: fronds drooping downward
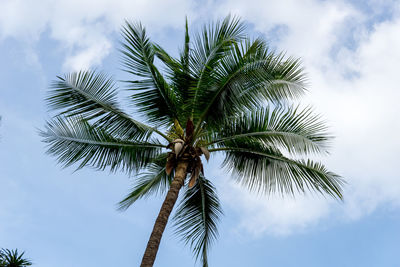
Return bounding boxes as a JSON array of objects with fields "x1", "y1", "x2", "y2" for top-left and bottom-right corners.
[{"x1": 173, "y1": 177, "x2": 222, "y2": 267}]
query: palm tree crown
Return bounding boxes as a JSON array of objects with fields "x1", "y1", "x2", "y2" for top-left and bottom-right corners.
[
  {"x1": 0, "y1": 249, "x2": 32, "y2": 267},
  {"x1": 41, "y1": 16, "x2": 343, "y2": 267}
]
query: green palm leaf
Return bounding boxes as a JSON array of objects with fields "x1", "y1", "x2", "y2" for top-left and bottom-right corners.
[
  {"x1": 47, "y1": 70, "x2": 163, "y2": 140},
  {"x1": 0, "y1": 249, "x2": 32, "y2": 267},
  {"x1": 208, "y1": 105, "x2": 330, "y2": 155},
  {"x1": 121, "y1": 22, "x2": 179, "y2": 125},
  {"x1": 173, "y1": 176, "x2": 222, "y2": 267},
  {"x1": 194, "y1": 38, "x2": 306, "y2": 130},
  {"x1": 190, "y1": 15, "x2": 246, "y2": 121},
  {"x1": 40, "y1": 116, "x2": 164, "y2": 173},
  {"x1": 152, "y1": 44, "x2": 194, "y2": 124},
  {"x1": 214, "y1": 140, "x2": 343, "y2": 198},
  {"x1": 118, "y1": 154, "x2": 173, "y2": 210}
]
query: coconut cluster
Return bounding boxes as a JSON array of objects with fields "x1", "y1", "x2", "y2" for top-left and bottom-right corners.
[{"x1": 165, "y1": 119, "x2": 210, "y2": 188}]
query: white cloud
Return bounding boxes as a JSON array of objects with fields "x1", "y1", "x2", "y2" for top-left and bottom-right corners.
[
  {"x1": 0, "y1": 0, "x2": 196, "y2": 71},
  {"x1": 220, "y1": 180, "x2": 334, "y2": 236},
  {"x1": 2, "y1": 0, "x2": 400, "y2": 237},
  {"x1": 212, "y1": 0, "x2": 400, "y2": 236},
  {"x1": 215, "y1": 0, "x2": 361, "y2": 61},
  {"x1": 325, "y1": 15, "x2": 400, "y2": 214}
]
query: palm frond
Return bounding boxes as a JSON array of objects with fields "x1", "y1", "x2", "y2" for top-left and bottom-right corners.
[
  {"x1": 190, "y1": 15, "x2": 246, "y2": 120},
  {"x1": 47, "y1": 70, "x2": 159, "y2": 141},
  {"x1": 0, "y1": 249, "x2": 32, "y2": 266},
  {"x1": 212, "y1": 141, "x2": 343, "y2": 199},
  {"x1": 182, "y1": 17, "x2": 190, "y2": 76},
  {"x1": 152, "y1": 44, "x2": 193, "y2": 124},
  {"x1": 118, "y1": 154, "x2": 173, "y2": 210},
  {"x1": 173, "y1": 176, "x2": 222, "y2": 267},
  {"x1": 179, "y1": 17, "x2": 196, "y2": 114},
  {"x1": 40, "y1": 116, "x2": 164, "y2": 173},
  {"x1": 121, "y1": 22, "x2": 179, "y2": 125},
  {"x1": 194, "y1": 38, "x2": 306, "y2": 129},
  {"x1": 153, "y1": 38, "x2": 198, "y2": 123},
  {"x1": 207, "y1": 105, "x2": 330, "y2": 155}
]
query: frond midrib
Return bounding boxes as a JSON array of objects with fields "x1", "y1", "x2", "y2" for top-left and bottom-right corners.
[
  {"x1": 209, "y1": 146, "x2": 343, "y2": 198},
  {"x1": 206, "y1": 130, "x2": 328, "y2": 149},
  {"x1": 67, "y1": 80, "x2": 171, "y2": 141},
  {"x1": 47, "y1": 131, "x2": 166, "y2": 149}
]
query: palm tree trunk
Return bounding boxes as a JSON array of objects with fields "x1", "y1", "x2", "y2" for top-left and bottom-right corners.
[{"x1": 140, "y1": 159, "x2": 189, "y2": 267}]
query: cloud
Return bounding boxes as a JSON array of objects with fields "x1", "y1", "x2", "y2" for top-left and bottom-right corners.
[
  {"x1": 212, "y1": 0, "x2": 400, "y2": 236},
  {"x1": 2, "y1": 0, "x2": 400, "y2": 237},
  {"x1": 220, "y1": 180, "x2": 334, "y2": 236},
  {"x1": 324, "y1": 14, "x2": 400, "y2": 216},
  {"x1": 0, "y1": 0, "x2": 196, "y2": 71}
]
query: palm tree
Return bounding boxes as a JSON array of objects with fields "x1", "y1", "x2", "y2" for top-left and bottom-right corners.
[
  {"x1": 0, "y1": 249, "x2": 32, "y2": 267},
  {"x1": 41, "y1": 16, "x2": 343, "y2": 267}
]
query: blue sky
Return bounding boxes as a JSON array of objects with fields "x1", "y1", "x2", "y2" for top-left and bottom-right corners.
[{"x1": 1, "y1": 0, "x2": 400, "y2": 266}]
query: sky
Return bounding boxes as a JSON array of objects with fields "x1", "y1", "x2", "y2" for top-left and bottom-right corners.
[{"x1": 1, "y1": 0, "x2": 400, "y2": 266}]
